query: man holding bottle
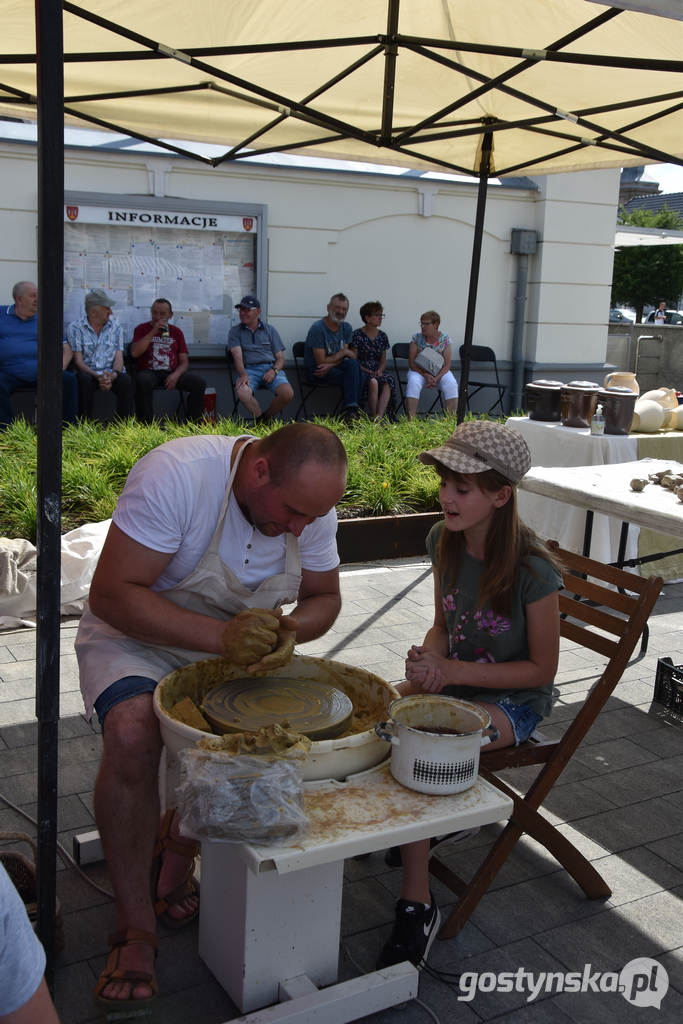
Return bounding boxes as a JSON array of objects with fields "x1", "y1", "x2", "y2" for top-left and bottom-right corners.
[{"x1": 130, "y1": 298, "x2": 206, "y2": 423}]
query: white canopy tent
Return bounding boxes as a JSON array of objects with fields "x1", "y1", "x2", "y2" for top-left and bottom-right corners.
[
  {"x1": 4, "y1": 0, "x2": 683, "y2": 974},
  {"x1": 4, "y1": 1, "x2": 683, "y2": 175}
]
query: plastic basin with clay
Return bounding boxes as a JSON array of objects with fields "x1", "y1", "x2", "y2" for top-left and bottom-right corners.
[{"x1": 153, "y1": 653, "x2": 399, "y2": 782}]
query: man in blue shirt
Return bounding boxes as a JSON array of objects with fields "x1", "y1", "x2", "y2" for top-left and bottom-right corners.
[
  {"x1": 227, "y1": 295, "x2": 293, "y2": 421},
  {"x1": 304, "y1": 292, "x2": 361, "y2": 421},
  {"x1": 0, "y1": 280, "x2": 78, "y2": 427}
]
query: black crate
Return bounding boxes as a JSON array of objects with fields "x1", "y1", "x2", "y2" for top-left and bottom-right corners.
[{"x1": 654, "y1": 658, "x2": 683, "y2": 723}]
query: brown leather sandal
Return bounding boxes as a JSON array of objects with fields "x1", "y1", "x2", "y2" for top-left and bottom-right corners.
[
  {"x1": 152, "y1": 808, "x2": 200, "y2": 930},
  {"x1": 94, "y1": 928, "x2": 158, "y2": 1009}
]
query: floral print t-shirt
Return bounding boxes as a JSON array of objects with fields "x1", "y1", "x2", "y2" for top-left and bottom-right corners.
[{"x1": 426, "y1": 521, "x2": 562, "y2": 717}]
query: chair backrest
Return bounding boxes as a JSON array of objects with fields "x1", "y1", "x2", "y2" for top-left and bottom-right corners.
[
  {"x1": 124, "y1": 342, "x2": 137, "y2": 375},
  {"x1": 482, "y1": 542, "x2": 663, "y2": 790},
  {"x1": 292, "y1": 341, "x2": 305, "y2": 360},
  {"x1": 392, "y1": 342, "x2": 410, "y2": 361},
  {"x1": 459, "y1": 344, "x2": 497, "y2": 364}
]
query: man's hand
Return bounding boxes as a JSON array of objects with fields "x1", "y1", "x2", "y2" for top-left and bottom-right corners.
[
  {"x1": 221, "y1": 608, "x2": 297, "y2": 672},
  {"x1": 247, "y1": 627, "x2": 296, "y2": 674},
  {"x1": 165, "y1": 371, "x2": 181, "y2": 390},
  {"x1": 314, "y1": 363, "x2": 332, "y2": 378}
]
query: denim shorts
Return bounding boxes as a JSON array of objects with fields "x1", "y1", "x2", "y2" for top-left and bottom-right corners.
[
  {"x1": 495, "y1": 698, "x2": 542, "y2": 746},
  {"x1": 93, "y1": 675, "x2": 158, "y2": 729},
  {"x1": 242, "y1": 363, "x2": 289, "y2": 393}
]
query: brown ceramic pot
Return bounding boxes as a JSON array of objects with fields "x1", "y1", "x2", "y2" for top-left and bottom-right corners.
[
  {"x1": 560, "y1": 381, "x2": 600, "y2": 428},
  {"x1": 597, "y1": 388, "x2": 637, "y2": 435},
  {"x1": 525, "y1": 380, "x2": 564, "y2": 421}
]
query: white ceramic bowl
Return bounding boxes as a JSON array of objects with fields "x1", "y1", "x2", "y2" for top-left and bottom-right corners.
[{"x1": 153, "y1": 653, "x2": 399, "y2": 783}]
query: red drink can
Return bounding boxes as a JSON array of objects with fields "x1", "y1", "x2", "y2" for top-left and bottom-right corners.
[{"x1": 203, "y1": 387, "x2": 217, "y2": 421}]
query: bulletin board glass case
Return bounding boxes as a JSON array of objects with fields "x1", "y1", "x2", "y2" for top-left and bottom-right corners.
[{"x1": 63, "y1": 193, "x2": 267, "y2": 350}]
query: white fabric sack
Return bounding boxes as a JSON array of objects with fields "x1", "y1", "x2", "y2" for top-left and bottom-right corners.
[{"x1": 0, "y1": 519, "x2": 110, "y2": 629}]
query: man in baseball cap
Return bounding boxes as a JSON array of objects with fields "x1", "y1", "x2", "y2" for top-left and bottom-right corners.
[
  {"x1": 67, "y1": 288, "x2": 133, "y2": 419},
  {"x1": 227, "y1": 296, "x2": 293, "y2": 421}
]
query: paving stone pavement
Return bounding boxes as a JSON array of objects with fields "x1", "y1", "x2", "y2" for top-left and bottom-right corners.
[{"x1": 1, "y1": 557, "x2": 682, "y2": 1023}]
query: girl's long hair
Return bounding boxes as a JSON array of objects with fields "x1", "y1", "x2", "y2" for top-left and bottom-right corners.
[{"x1": 435, "y1": 468, "x2": 561, "y2": 616}]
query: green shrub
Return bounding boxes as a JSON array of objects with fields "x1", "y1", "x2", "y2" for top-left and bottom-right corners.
[{"x1": 0, "y1": 411, "x2": 495, "y2": 541}]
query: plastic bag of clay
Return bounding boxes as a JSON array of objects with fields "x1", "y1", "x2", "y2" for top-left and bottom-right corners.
[{"x1": 175, "y1": 747, "x2": 310, "y2": 845}]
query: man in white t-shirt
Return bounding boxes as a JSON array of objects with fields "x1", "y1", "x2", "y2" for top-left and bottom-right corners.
[{"x1": 75, "y1": 422, "x2": 347, "y2": 1011}]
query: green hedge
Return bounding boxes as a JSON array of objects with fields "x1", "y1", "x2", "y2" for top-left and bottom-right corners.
[{"x1": 0, "y1": 412, "x2": 494, "y2": 542}]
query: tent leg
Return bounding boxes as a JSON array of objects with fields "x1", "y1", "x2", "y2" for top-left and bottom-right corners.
[
  {"x1": 457, "y1": 126, "x2": 493, "y2": 424},
  {"x1": 35, "y1": 0, "x2": 65, "y2": 986}
]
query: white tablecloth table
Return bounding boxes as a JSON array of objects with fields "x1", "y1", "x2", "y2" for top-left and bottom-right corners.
[
  {"x1": 507, "y1": 417, "x2": 683, "y2": 578},
  {"x1": 519, "y1": 459, "x2": 683, "y2": 573}
]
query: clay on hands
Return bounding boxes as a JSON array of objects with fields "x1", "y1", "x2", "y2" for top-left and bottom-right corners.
[
  {"x1": 246, "y1": 628, "x2": 297, "y2": 674},
  {"x1": 221, "y1": 608, "x2": 283, "y2": 666}
]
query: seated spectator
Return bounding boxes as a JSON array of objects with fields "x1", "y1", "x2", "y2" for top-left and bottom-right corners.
[
  {"x1": 227, "y1": 295, "x2": 293, "y2": 421},
  {"x1": 304, "y1": 293, "x2": 361, "y2": 423},
  {"x1": 405, "y1": 310, "x2": 458, "y2": 419},
  {"x1": 68, "y1": 289, "x2": 134, "y2": 420},
  {"x1": 0, "y1": 862, "x2": 60, "y2": 1022},
  {"x1": 0, "y1": 280, "x2": 78, "y2": 428},
  {"x1": 350, "y1": 300, "x2": 396, "y2": 420},
  {"x1": 130, "y1": 299, "x2": 206, "y2": 423}
]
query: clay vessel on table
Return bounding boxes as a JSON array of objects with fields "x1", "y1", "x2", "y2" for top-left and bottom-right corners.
[
  {"x1": 603, "y1": 371, "x2": 639, "y2": 395},
  {"x1": 631, "y1": 398, "x2": 666, "y2": 433},
  {"x1": 639, "y1": 387, "x2": 678, "y2": 410}
]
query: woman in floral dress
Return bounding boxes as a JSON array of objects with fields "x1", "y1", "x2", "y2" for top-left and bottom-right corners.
[{"x1": 350, "y1": 300, "x2": 396, "y2": 420}]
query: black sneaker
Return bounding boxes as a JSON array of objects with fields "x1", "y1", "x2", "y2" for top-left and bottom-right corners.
[{"x1": 376, "y1": 896, "x2": 441, "y2": 970}]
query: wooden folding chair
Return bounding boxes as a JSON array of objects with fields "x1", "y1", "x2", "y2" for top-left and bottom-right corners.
[{"x1": 430, "y1": 541, "x2": 663, "y2": 939}]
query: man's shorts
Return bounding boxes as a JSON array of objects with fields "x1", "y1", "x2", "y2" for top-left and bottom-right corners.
[
  {"x1": 93, "y1": 675, "x2": 157, "y2": 728},
  {"x1": 242, "y1": 363, "x2": 289, "y2": 393}
]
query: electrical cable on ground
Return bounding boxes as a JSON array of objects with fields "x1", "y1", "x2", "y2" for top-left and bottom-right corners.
[{"x1": 0, "y1": 789, "x2": 114, "y2": 899}]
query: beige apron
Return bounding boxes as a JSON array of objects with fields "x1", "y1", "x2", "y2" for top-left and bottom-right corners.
[{"x1": 76, "y1": 437, "x2": 302, "y2": 719}]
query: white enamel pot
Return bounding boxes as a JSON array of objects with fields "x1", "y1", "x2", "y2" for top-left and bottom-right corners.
[{"x1": 375, "y1": 694, "x2": 499, "y2": 795}]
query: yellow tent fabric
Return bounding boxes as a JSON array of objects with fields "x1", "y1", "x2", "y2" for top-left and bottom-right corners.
[{"x1": 2, "y1": 0, "x2": 683, "y2": 176}]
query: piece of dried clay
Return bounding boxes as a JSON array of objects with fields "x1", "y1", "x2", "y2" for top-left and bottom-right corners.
[
  {"x1": 170, "y1": 696, "x2": 213, "y2": 732},
  {"x1": 630, "y1": 478, "x2": 648, "y2": 492}
]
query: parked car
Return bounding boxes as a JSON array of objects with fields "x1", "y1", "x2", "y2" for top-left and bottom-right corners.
[
  {"x1": 644, "y1": 309, "x2": 683, "y2": 325},
  {"x1": 609, "y1": 308, "x2": 635, "y2": 323}
]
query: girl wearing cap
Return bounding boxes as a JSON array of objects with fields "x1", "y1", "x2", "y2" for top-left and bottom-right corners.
[{"x1": 377, "y1": 420, "x2": 562, "y2": 972}]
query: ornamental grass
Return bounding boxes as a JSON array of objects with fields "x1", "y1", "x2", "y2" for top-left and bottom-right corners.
[{"x1": 0, "y1": 411, "x2": 492, "y2": 542}]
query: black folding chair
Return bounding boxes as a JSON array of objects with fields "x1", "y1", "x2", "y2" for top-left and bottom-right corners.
[
  {"x1": 459, "y1": 344, "x2": 507, "y2": 414},
  {"x1": 292, "y1": 341, "x2": 343, "y2": 420},
  {"x1": 391, "y1": 342, "x2": 442, "y2": 416}
]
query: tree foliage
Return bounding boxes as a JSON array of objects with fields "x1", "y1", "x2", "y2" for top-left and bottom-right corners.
[{"x1": 611, "y1": 205, "x2": 683, "y2": 322}]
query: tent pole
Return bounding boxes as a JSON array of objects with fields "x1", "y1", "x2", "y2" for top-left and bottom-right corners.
[
  {"x1": 457, "y1": 128, "x2": 493, "y2": 424},
  {"x1": 34, "y1": 0, "x2": 64, "y2": 984}
]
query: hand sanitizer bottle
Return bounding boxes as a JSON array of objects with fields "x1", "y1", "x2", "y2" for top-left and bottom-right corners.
[{"x1": 591, "y1": 404, "x2": 605, "y2": 435}]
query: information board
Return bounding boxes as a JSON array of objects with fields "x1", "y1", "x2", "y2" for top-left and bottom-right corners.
[{"x1": 63, "y1": 198, "x2": 265, "y2": 346}]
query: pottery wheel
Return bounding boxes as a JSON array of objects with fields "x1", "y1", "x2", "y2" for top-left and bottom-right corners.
[{"x1": 200, "y1": 677, "x2": 354, "y2": 740}]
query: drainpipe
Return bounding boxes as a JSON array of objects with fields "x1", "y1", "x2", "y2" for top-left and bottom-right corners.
[{"x1": 510, "y1": 229, "x2": 538, "y2": 411}]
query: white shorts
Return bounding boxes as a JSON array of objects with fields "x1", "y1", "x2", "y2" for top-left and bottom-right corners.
[{"x1": 405, "y1": 368, "x2": 459, "y2": 401}]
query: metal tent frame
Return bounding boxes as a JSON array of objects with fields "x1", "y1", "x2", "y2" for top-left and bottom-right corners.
[{"x1": 13, "y1": 0, "x2": 683, "y2": 978}]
